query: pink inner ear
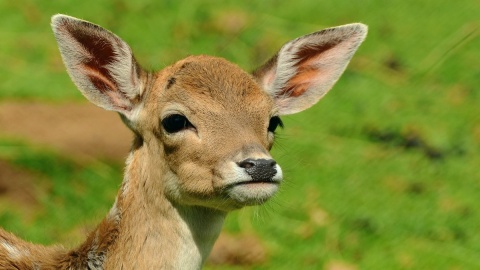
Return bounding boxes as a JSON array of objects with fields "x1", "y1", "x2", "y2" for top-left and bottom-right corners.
[
  {"x1": 84, "y1": 65, "x2": 118, "y2": 93},
  {"x1": 262, "y1": 69, "x2": 276, "y2": 89},
  {"x1": 67, "y1": 23, "x2": 120, "y2": 92},
  {"x1": 279, "y1": 40, "x2": 345, "y2": 98},
  {"x1": 281, "y1": 72, "x2": 314, "y2": 97},
  {"x1": 292, "y1": 40, "x2": 338, "y2": 67},
  {"x1": 83, "y1": 58, "x2": 118, "y2": 92},
  {"x1": 280, "y1": 60, "x2": 322, "y2": 98}
]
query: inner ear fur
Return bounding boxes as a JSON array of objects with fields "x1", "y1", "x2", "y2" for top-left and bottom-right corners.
[
  {"x1": 51, "y1": 14, "x2": 144, "y2": 117},
  {"x1": 254, "y1": 23, "x2": 368, "y2": 115}
]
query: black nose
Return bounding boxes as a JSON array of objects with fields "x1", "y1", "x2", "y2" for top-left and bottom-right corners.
[{"x1": 237, "y1": 158, "x2": 277, "y2": 181}]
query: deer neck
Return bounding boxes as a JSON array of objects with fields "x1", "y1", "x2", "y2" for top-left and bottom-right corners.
[{"x1": 77, "y1": 137, "x2": 226, "y2": 269}]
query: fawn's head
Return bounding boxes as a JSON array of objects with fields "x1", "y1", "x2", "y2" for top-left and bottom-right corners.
[{"x1": 51, "y1": 15, "x2": 367, "y2": 211}]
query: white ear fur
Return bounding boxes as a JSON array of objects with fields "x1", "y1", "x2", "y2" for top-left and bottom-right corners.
[
  {"x1": 254, "y1": 23, "x2": 368, "y2": 115},
  {"x1": 51, "y1": 14, "x2": 144, "y2": 118}
]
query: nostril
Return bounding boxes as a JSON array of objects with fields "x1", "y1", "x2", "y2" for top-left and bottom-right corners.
[
  {"x1": 238, "y1": 159, "x2": 256, "y2": 169},
  {"x1": 268, "y1": 160, "x2": 277, "y2": 167}
]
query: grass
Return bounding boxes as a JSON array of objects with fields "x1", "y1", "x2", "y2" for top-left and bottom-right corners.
[
  {"x1": 0, "y1": 139, "x2": 120, "y2": 244},
  {"x1": 1, "y1": 0, "x2": 479, "y2": 269}
]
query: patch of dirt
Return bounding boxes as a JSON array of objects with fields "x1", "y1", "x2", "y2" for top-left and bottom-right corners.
[
  {"x1": 0, "y1": 101, "x2": 132, "y2": 162},
  {"x1": 0, "y1": 159, "x2": 39, "y2": 207},
  {"x1": 207, "y1": 232, "x2": 267, "y2": 266}
]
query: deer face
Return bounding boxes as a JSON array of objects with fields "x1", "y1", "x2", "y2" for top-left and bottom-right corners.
[
  {"x1": 51, "y1": 15, "x2": 367, "y2": 211},
  {"x1": 138, "y1": 56, "x2": 282, "y2": 210}
]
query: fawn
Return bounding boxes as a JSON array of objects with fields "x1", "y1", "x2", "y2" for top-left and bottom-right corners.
[{"x1": 0, "y1": 14, "x2": 367, "y2": 269}]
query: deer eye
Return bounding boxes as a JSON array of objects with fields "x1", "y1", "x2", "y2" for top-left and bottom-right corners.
[
  {"x1": 161, "y1": 114, "x2": 194, "y2": 133},
  {"x1": 268, "y1": 116, "x2": 284, "y2": 133}
]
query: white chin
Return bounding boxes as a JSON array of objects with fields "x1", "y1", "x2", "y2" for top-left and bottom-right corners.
[{"x1": 227, "y1": 182, "x2": 279, "y2": 205}]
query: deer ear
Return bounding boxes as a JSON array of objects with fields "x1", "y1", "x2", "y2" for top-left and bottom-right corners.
[
  {"x1": 253, "y1": 23, "x2": 367, "y2": 115},
  {"x1": 51, "y1": 14, "x2": 144, "y2": 119}
]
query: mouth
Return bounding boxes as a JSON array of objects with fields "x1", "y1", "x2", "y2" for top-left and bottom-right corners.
[
  {"x1": 228, "y1": 179, "x2": 280, "y2": 187},
  {"x1": 223, "y1": 179, "x2": 281, "y2": 206}
]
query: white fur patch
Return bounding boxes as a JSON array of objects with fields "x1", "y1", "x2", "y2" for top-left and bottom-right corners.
[{"x1": 1, "y1": 240, "x2": 26, "y2": 260}]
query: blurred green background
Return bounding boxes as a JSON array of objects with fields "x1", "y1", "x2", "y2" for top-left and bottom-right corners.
[{"x1": 0, "y1": 0, "x2": 479, "y2": 269}]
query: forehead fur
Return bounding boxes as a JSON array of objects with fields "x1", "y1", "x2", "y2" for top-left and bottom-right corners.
[{"x1": 165, "y1": 56, "x2": 273, "y2": 109}]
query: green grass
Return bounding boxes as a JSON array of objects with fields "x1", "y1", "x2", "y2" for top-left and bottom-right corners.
[
  {"x1": 0, "y1": 139, "x2": 121, "y2": 245},
  {"x1": 1, "y1": 0, "x2": 479, "y2": 269}
]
